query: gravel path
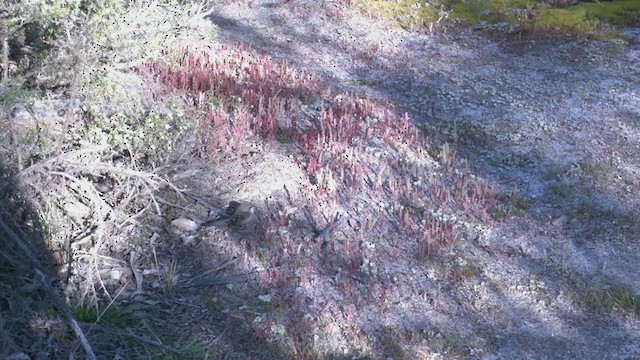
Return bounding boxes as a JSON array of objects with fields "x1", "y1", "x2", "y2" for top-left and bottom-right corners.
[{"x1": 206, "y1": 1, "x2": 640, "y2": 358}]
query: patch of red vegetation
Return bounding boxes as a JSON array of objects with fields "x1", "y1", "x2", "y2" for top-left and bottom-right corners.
[{"x1": 138, "y1": 44, "x2": 498, "y2": 355}]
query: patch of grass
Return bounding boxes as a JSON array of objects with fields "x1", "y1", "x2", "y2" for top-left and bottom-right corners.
[
  {"x1": 604, "y1": 286, "x2": 640, "y2": 315},
  {"x1": 418, "y1": 216, "x2": 457, "y2": 259},
  {"x1": 452, "y1": 121, "x2": 499, "y2": 148},
  {"x1": 604, "y1": 37, "x2": 630, "y2": 55},
  {"x1": 353, "y1": 0, "x2": 446, "y2": 30},
  {"x1": 500, "y1": 151, "x2": 541, "y2": 168},
  {"x1": 277, "y1": 132, "x2": 293, "y2": 144},
  {"x1": 439, "y1": 141, "x2": 457, "y2": 168},
  {"x1": 547, "y1": 182, "x2": 574, "y2": 198},
  {"x1": 450, "y1": 0, "x2": 497, "y2": 25},
  {"x1": 459, "y1": 262, "x2": 480, "y2": 280},
  {"x1": 569, "y1": 0, "x2": 640, "y2": 28},
  {"x1": 201, "y1": 295, "x2": 222, "y2": 312},
  {"x1": 73, "y1": 303, "x2": 132, "y2": 327},
  {"x1": 489, "y1": 205, "x2": 509, "y2": 220},
  {"x1": 536, "y1": 5, "x2": 600, "y2": 33},
  {"x1": 0, "y1": 86, "x2": 36, "y2": 108},
  {"x1": 572, "y1": 200, "x2": 605, "y2": 221},
  {"x1": 580, "y1": 279, "x2": 640, "y2": 316},
  {"x1": 580, "y1": 160, "x2": 613, "y2": 183},
  {"x1": 543, "y1": 168, "x2": 562, "y2": 181},
  {"x1": 423, "y1": 327, "x2": 483, "y2": 356},
  {"x1": 492, "y1": 188, "x2": 530, "y2": 219},
  {"x1": 507, "y1": 188, "x2": 530, "y2": 214},
  {"x1": 512, "y1": 195, "x2": 529, "y2": 212},
  {"x1": 126, "y1": 328, "x2": 210, "y2": 360},
  {"x1": 163, "y1": 259, "x2": 178, "y2": 295},
  {"x1": 451, "y1": 0, "x2": 640, "y2": 36}
]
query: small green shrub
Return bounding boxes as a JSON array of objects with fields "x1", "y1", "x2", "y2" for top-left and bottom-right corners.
[
  {"x1": 73, "y1": 303, "x2": 132, "y2": 326},
  {"x1": 79, "y1": 105, "x2": 187, "y2": 164},
  {"x1": 277, "y1": 132, "x2": 293, "y2": 144},
  {"x1": 605, "y1": 286, "x2": 640, "y2": 315},
  {"x1": 490, "y1": 205, "x2": 508, "y2": 220},
  {"x1": 492, "y1": 188, "x2": 530, "y2": 219},
  {"x1": 547, "y1": 182, "x2": 573, "y2": 198}
]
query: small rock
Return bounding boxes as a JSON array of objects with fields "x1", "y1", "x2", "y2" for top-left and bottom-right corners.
[
  {"x1": 110, "y1": 267, "x2": 133, "y2": 284},
  {"x1": 181, "y1": 235, "x2": 198, "y2": 245},
  {"x1": 552, "y1": 215, "x2": 569, "y2": 227},
  {"x1": 171, "y1": 218, "x2": 198, "y2": 232}
]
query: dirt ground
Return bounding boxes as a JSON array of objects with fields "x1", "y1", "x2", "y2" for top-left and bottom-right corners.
[
  {"x1": 5, "y1": 0, "x2": 639, "y2": 359},
  {"x1": 175, "y1": 1, "x2": 640, "y2": 359},
  {"x1": 12, "y1": 1, "x2": 632, "y2": 359}
]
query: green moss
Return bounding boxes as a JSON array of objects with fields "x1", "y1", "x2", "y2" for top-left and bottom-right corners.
[
  {"x1": 354, "y1": 0, "x2": 443, "y2": 29},
  {"x1": 355, "y1": 0, "x2": 640, "y2": 34},
  {"x1": 450, "y1": 0, "x2": 639, "y2": 34},
  {"x1": 536, "y1": 6, "x2": 599, "y2": 32},
  {"x1": 581, "y1": 0, "x2": 640, "y2": 27},
  {"x1": 451, "y1": 0, "x2": 492, "y2": 24}
]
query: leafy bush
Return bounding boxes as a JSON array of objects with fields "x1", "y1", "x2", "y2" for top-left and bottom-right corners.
[{"x1": 2, "y1": 0, "x2": 217, "y2": 167}]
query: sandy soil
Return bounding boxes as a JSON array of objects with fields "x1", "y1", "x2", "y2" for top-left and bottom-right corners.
[{"x1": 142, "y1": 1, "x2": 640, "y2": 358}]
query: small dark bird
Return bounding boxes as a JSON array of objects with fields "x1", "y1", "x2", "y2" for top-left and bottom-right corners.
[{"x1": 203, "y1": 200, "x2": 256, "y2": 227}]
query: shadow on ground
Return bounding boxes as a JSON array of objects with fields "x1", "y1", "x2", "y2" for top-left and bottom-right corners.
[
  {"x1": 204, "y1": 2, "x2": 640, "y2": 358},
  {"x1": 0, "y1": 161, "x2": 60, "y2": 357}
]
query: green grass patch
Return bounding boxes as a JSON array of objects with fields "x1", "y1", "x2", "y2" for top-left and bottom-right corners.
[
  {"x1": 489, "y1": 205, "x2": 509, "y2": 220},
  {"x1": 73, "y1": 303, "x2": 132, "y2": 326},
  {"x1": 583, "y1": 281, "x2": 640, "y2": 315},
  {"x1": 547, "y1": 182, "x2": 574, "y2": 198},
  {"x1": 605, "y1": 286, "x2": 640, "y2": 314},
  {"x1": 572, "y1": 200, "x2": 604, "y2": 221},
  {"x1": 354, "y1": 0, "x2": 445, "y2": 29},
  {"x1": 451, "y1": 0, "x2": 639, "y2": 34},
  {"x1": 353, "y1": 0, "x2": 639, "y2": 35},
  {"x1": 492, "y1": 188, "x2": 530, "y2": 220},
  {"x1": 450, "y1": 0, "x2": 516, "y2": 25}
]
